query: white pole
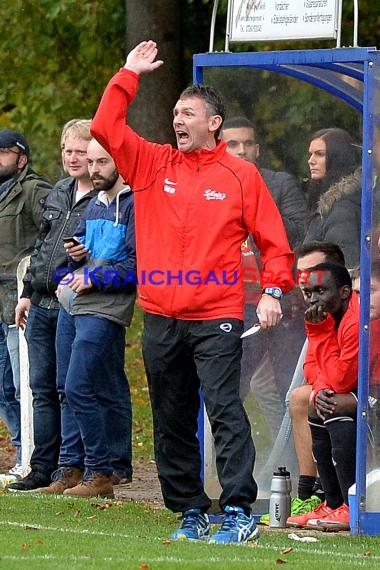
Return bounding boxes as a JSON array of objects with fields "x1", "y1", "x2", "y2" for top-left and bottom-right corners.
[
  {"x1": 353, "y1": 0, "x2": 359, "y2": 47},
  {"x1": 16, "y1": 256, "x2": 33, "y2": 476},
  {"x1": 209, "y1": 0, "x2": 219, "y2": 53}
]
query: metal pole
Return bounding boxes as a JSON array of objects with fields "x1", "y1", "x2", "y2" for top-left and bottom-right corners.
[
  {"x1": 209, "y1": 0, "x2": 220, "y2": 53},
  {"x1": 225, "y1": 0, "x2": 233, "y2": 52},
  {"x1": 17, "y1": 256, "x2": 33, "y2": 476},
  {"x1": 353, "y1": 0, "x2": 359, "y2": 47}
]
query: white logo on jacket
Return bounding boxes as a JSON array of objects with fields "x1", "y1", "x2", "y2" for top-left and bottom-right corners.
[
  {"x1": 204, "y1": 189, "x2": 226, "y2": 200},
  {"x1": 220, "y1": 323, "x2": 232, "y2": 333},
  {"x1": 164, "y1": 178, "x2": 177, "y2": 194}
]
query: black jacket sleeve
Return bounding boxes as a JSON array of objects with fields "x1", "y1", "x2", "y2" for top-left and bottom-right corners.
[{"x1": 261, "y1": 168, "x2": 307, "y2": 249}]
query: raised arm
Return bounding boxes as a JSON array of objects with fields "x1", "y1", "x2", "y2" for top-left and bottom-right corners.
[
  {"x1": 91, "y1": 41, "x2": 167, "y2": 188},
  {"x1": 124, "y1": 40, "x2": 164, "y2": 75}
]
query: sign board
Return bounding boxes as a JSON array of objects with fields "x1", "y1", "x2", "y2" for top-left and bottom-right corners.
[{"x1": 228, "y1": 0, "x2": 342, "y2": 42}]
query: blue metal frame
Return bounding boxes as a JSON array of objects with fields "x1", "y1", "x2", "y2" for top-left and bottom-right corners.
[
  {"x1": 194, "y1": 46, "x2": 380, "y2": 534},
  {"x1": 356, "y1": 52, "x2": 378, "y2": 536},
  {"x1": 194, "y1": 48, "x2": 379, "y2": 112}
]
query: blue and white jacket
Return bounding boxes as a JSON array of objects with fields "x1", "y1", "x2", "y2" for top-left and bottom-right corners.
[{"x1": 60, "y1": 186, "x2": 136, "y2": 326}]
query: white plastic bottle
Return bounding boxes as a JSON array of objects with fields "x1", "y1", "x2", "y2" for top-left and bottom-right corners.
[{"x1": 269, "y1": 467, "x2": 291, "y2": 528}]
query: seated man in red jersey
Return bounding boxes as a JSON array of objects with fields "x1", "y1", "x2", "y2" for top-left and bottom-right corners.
[{"x1": 288, "y1": 262, "x2": 359, "y2": 531}]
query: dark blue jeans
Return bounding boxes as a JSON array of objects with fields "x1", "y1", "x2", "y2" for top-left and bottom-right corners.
[
  {"x1": 56, "y1": 308, "x2": 132, "y2": 477},
  {"x1": 0, "y1": 324, "x2": 21, "y2": 463},
  {"x1": 24, "y1": 304, "x2": 61, "y2": 474}
]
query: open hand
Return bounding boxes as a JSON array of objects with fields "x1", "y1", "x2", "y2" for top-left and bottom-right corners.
[{"x1": 124, "y1": 40, "x2": 164, "y2": 75}]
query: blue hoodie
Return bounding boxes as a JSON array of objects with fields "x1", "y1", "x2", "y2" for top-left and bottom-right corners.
[{"x1": 59, "y1": 185, "x2": 136, "y2": 326}]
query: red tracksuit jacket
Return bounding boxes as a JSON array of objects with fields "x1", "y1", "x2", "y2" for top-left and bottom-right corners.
[
  {"x1": 304, "y1": 292, "x2": 360, "y2": 397},
  {"x1": 91, "y1": 68, "x2": 294, "y2": 320}
]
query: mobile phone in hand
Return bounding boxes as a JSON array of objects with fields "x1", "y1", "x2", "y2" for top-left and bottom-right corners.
[{"x1": 63, "y1": 236, "x2": 81, "y2": 246}]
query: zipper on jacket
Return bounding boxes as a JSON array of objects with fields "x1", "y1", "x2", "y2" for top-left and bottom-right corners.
[
  {"x1": 46, "y1": 209, "x2": 72, "y2": 295},
  {"x1": 45, "y1": 190, "x2": 95, "y2": 295}
]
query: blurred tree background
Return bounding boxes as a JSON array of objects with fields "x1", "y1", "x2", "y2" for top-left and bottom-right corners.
[{"x1": 0, "y1": 0, "x2": 379, "y2": 182}]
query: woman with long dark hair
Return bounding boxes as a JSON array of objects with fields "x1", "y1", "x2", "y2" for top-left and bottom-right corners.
[{"x1": 305, "y1": 127, "x2": 361, "y2": 269}]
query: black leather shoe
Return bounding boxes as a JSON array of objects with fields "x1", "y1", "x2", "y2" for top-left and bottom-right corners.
[
  {"x1": 111, "y1": 472, "x2": 132, "y2": 485},
  {"x1": 6, "y1": 469, "x2": 52, "y2": 492}
]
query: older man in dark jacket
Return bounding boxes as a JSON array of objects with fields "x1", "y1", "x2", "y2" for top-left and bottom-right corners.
[{"x1": 0, "y1": 129, "x2": 51, "y2": 477}]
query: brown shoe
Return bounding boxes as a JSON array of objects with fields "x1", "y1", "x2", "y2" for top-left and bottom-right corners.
[
  {"x1": 63, "y1": 473, "x2": 114, "y2": 498},
  {"x1": 34, "y1": 467, "x2": 83, "y2": 494}
]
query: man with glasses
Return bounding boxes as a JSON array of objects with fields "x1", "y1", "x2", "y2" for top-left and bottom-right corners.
[{"x1": 0, "y1": 129, "x2": 51, "y2": 477}]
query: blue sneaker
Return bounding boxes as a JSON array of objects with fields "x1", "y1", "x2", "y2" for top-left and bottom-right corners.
[
  {"x1": 171, "y1": 508, "x2": 210, "y2": 541},
  {"x1": 209, "y1": 505, "x2": 259, "y2": 544}
]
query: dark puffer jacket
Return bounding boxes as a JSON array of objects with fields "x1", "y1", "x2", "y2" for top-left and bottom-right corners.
[
  {"x1": 304, "y1": 169, "x2": 361, "y2": 269},
  {"x1": 22, "y1": 177, "x2": 97, "y2": 307}
]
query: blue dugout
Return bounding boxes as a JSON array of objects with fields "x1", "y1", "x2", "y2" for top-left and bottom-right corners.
[{"x1": 194, "y1": 45, "x2": 380, "y2": 535}]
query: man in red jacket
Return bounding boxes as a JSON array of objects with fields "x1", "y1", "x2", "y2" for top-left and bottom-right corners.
[
  {"x1": 91, "y1": 40, "x2": 294, "y2": 544},
  {"x1": 288, "y1": 262, "x2": 359, "y2": 531}
]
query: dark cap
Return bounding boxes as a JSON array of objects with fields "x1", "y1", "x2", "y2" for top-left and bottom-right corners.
[{"x1": 0, "y1": 129, "x2": 29, "y2": 157}]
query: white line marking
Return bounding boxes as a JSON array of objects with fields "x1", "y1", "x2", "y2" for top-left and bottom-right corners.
[
  {"x1": 1, "y1": 521, "x2": 379, "y2": 564},
  {"x1": 0, "y1": 520, "x2": 146, "y2": 539}
]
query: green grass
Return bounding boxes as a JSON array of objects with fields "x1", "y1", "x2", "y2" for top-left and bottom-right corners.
[
  {"x1": 1, "y1": 303, "x2": 380, "y2": 567},
  {"x1": 0, "y1": 494, "x2": 379, "y2": 569}
]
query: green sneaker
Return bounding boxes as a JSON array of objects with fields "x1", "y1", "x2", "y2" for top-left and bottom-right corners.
[
  {"x1": 259, "y1": 495, "x2": 321, "y2": 526},
  {"x1": 290, "y1": 495, "x2": 322, "y2": 516},
  {"x1": 259, "y1": 512, "x2": 270, "y2": 526}
]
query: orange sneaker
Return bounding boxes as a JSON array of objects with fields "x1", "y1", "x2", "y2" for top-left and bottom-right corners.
[
  {"x1": 305, "y1": 503, "x2": 350, "y2": 531},
  {"x1": 287, "y1": 501, "x2": 335, "y2": 528}
]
